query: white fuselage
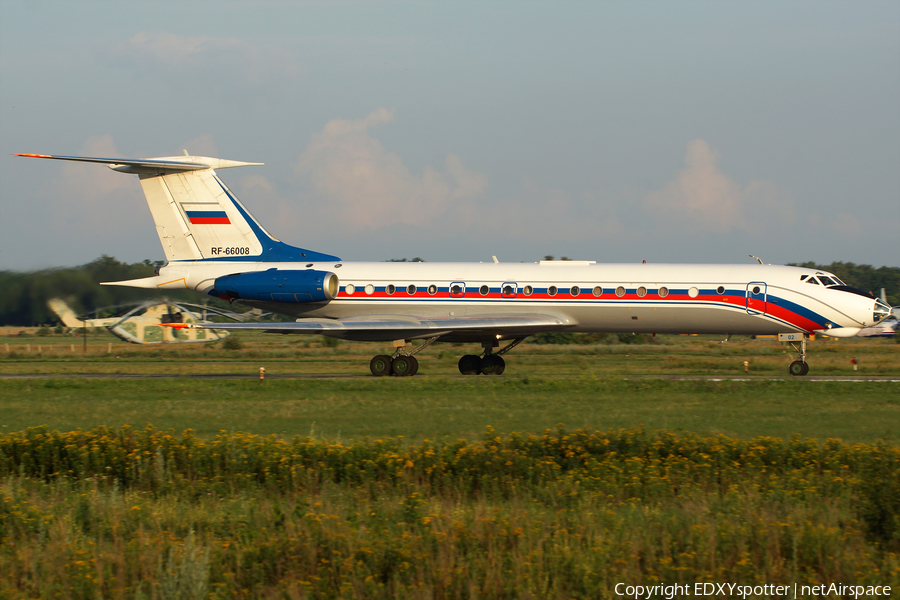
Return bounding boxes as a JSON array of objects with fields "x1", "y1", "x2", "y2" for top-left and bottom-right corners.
[{"x1": 148, "y1": 260, "x2": 881, "y2": 340}]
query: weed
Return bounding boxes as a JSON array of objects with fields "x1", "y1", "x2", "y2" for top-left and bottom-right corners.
[{"x1": 222, "y1": 336, "x2": 243, "y2": 351}]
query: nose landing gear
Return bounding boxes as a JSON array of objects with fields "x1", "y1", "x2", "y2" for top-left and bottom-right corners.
[
  {"x1": 789, "y1": 360, "x2": 809, "y2": 376},
  {"x1": 782, "y1": 333, "x2": 810, "y2": 376}
]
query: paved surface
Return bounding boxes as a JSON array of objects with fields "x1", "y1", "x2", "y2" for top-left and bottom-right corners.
[{"x1": 1, "y1": 373, "x2": 899, "y2": 382}]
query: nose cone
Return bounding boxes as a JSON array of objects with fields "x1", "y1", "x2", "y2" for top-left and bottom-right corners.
[{"x1": 874, "y1": 299, "x2": 891, "y2": 323}]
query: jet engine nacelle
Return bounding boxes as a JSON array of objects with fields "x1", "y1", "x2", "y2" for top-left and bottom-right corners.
[{"x1": 213, "y1": 269, "x2": 339, "y2": 303}]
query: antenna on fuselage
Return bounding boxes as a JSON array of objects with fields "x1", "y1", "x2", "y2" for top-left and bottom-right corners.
[{"x1": 749, "y1": 255, "x2": 763, "y2": 265}]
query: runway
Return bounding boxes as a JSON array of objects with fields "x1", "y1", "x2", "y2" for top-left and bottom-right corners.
[{"x1": 1, "y1": 373, "x2": 899, "y2": 382}]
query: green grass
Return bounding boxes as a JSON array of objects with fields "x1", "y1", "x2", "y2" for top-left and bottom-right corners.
[
  {"x1": 2, "y1": 330, "x2": 899, "y2": 377},
  {"x1": 2, "y1": 332, "x2": 899, "y2": 598},
  {"x1": 0, "y1": 377, "x2": 897, "y2": 444}
]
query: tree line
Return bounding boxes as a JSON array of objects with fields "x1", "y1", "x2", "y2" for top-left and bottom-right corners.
[
  {"x1": 0, "y1": 256, "x2": 209, "y2": 327},
  {"x1": 0, "y1": 256, "x2": 897, "y2": 326},
  {"x1": 786, "y1": 261, "x2": 899, "y2": 306}
]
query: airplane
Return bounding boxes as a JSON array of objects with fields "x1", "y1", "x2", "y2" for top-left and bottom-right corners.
[
  {"x1": 48, "y1": 297, "x2": 230, "y2": 344},
  {"x1": 19, "y1": 152, "x2": 892, "y2": 377}
]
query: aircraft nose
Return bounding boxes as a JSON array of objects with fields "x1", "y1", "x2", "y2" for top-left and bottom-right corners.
[{"x1": 874, "y1": 298, "x2": 891, "y2": 323}]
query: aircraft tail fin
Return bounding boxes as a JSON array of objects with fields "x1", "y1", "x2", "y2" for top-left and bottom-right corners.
[{"x1": 17, "y1": 153, "x2": 340, "y2": 263}]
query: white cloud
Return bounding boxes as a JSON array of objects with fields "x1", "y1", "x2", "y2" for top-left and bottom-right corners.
[
  {"x1": 467, "y1": 180, "x2": 625, "y2": 248},
  {"x1": 830, "y1": 213, "x2": 863, "y2": 237},
  {"x1": 128, "y1": 32, "x2": 225, "y2": 63},
  {"x1": 50, "y1": 135, "x2": 138, "y2": 212},
  {"x1": 34, "y1": 136, "x2": 152, "y2": 258},
  {"x1": 643, "y1": 139, "x2": 794, "y2": 233},
  {"x1": 180, "y1": 134, "x2": 218, "y2": 158},
  {"x1": 117, "y1": 32, "x2": 300, "y2": 87},
  {"x1": 295, "y1": 109, "x2": 488, "y2": 231}
]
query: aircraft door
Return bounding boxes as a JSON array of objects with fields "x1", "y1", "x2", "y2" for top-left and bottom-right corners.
[{"x1": 746, "y1": 282, "x2": 767, "y2": 316}]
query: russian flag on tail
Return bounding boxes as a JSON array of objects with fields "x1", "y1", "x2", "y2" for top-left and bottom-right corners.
[{"x1": 186, "y1": 210, "x2": 231, "y2": 225}]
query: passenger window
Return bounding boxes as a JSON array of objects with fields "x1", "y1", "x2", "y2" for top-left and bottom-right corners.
[
  {"x1": 637, "y1": 286, "x2": 647, "y2": 297},
  {"x1": 548, "y1": 286, "x2": 558, "y2": 296},
  {"x1": 407, "y1": 284, "x2": 417, "y2": 295},
  {"x1": 450, "y1": 284, "x2": 462, "y2": 295},
  {"x1": 570, "y1": 286, "x2": 580, "y2": 296},
  {"x1": 386, "y1": 284, "x2": 395, "y2": 295},
  {"x1": 523, "y1": 285, "x2": 533, "y2": 296},
  {"x1": 658, "y1": 287, "x2": 669, "y2": 298},
  {"x1": 503, "y1": 285, "x2": 514, "y2": 295},
  {"x1": 479, "y1": 285, "x2": 489, "y2": 296},
  {"x1": 615, "y1": 286, "x2": 625, "y2": 297},
  {"x1": 428, "y1": 284, "x2": 437, "y2": 295},
  {"x1": 365, "y1": 284, "x2": 374, "y2": 295},
  {"x1": 345, "y1": 284, "x2": 355, "y2": 295},
  {"x1": 592, "y1": 286, "x2": 603, "y2": 297}
]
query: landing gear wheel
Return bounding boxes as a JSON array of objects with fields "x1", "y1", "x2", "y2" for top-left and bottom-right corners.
[
  {"x1": 480, "y1": 354, "x2": 505, "y2": 375},
  {"x1": 493, "y1": 355, "x2": 505, "y2": 375},
  {"x1": 392, "y1": 355, "x2": 416, "y2": 377},
  {"x1": 407, "y1": 355, "x2": 419, "y2": 376},
  {"x1": 789, "y1": 361, "x2": 809, "y2": 376},
  {"x1": 370, "y1": 355, "x2": 393, "y2": 377},
  {"x1": 458, "y1": 354, "x2": 482, "y2": 375}
]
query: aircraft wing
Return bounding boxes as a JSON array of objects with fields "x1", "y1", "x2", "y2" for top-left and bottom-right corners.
[{"x1": 166, "y1": 313, "x2": 573, "y2": 342}]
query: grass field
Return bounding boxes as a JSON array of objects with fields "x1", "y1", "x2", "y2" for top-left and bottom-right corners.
[
  {"x1": 1, "y1": 330, "x2": 899, "y2": 598},
  {"x1": 0, "y1": 377, "x2": 898, "y2": 445},
  {"x1": 2, "y1": 327, "x2": 899, "y2": 378}
]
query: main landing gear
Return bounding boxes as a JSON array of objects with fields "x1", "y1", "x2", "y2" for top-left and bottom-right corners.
[
  {"x1": 458, "y1": 338, "x2": 525, "y2": 376},
  {"x1": 369, "y1": 336, "x2": 439, "y2": 377},
  {"x1": 787, "y1": 333, "x2": 810, "y2": 376},
  {"x1": 368, "y1": 336, "x2": 527, "y2": 377}
]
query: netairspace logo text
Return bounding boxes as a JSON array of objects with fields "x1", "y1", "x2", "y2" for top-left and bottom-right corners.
[{"x1": 615, "y1": 582, "x2": 892, "y2": 599}]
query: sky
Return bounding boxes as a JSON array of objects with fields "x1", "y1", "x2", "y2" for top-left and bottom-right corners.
[{"x1": 1, "y1": 0, "x2": 898, "y2": 271}]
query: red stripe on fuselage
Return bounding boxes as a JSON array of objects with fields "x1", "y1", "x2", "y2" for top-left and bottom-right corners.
[{"x1": 334, "y1": 290, "x2": 821, "y2": 332}]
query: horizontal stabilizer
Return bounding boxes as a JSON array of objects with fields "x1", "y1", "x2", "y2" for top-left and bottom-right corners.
[
  {"x1": 16, "y1": 153, "x2": 262, "y2": 174},
  {"x1": 100, "y1": 275, "x2": 189, "y2": 289}
]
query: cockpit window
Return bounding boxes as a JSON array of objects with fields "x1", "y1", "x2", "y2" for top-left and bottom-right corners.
[
  {"x1": 800, "y1": 275, "x2": 809, "y2": 281},
  {"x1": 818, "y1": 276, "x2": 837, "y2": 286},
  {"x1": 806, "y1": 277, "x2": 819, "y2": 285}
]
